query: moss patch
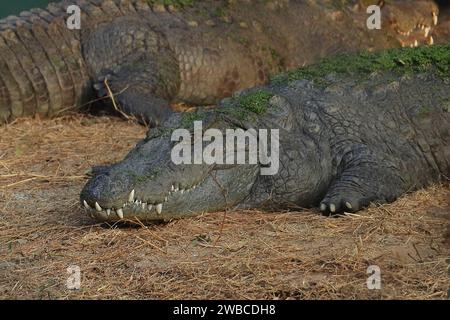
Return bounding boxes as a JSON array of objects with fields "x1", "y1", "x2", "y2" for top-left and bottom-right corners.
[
  {"x1": 176, "y1": 91, "x2": 274, "y2": 126},
  {"x1": 238, "y1": 90, "x2": 273, "y2": 114},
  {"x1": 219, "y1": 90, "x2": 274, "y2": 121},
  {"x1": 271, "y1": 45, "x2": 450, "y2": 85},
  {"x1": 180, "y1": 110, "x2": 206, "y2": 128}
]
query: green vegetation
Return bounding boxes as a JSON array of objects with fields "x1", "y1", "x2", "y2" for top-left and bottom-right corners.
[
  {"x1": 180, "y1": 110, "x2": 206, "y2": 128},
  {"x1": 219, "y1": 90, "x2": 274, "y2": 121},
  {"x1": 178, "y1": 45, "x2": 450, "y2": 126},
  {"x1": 272, "y1": 45, "x2": 450, "y2": 85},
  {"x1": 178, "y1": 90, "x2": 274, "y2": 126},
  {"x1": 238, "y1": 90, "x2": 274, "y2": 114}
]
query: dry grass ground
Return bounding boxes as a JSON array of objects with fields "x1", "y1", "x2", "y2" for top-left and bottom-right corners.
[{"x1": 0, "y1": 116, "x2": 448, "y2": 300}]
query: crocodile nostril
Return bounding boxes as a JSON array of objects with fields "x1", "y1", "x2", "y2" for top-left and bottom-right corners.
[
  {"x1": 81, "y1": 170, "x2": 135, "y2": 209},
  {"x1": 80, "y1": 174, "x2": 112, "y2": 206}
]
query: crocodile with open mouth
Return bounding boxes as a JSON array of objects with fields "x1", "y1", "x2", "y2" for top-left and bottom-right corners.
[
  {"x1": 80, "y1": 45, "x2": 450, "y2": 222},
  {"x1": 0, "y1": 0, "x2": 442, "y2": 125}
]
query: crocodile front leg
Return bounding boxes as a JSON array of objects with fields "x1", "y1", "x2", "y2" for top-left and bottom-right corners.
[
  {"x1": 93, "y1": 63, "x2": 175, "y2": 126},
  {"x1": 320, "y1": 144, "x2": 407, "y2": 214},
  {"x1": 83, "y1": 17, "x2": 180, "y2": 126}
]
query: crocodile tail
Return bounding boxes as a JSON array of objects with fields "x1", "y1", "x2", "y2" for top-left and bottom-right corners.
[{"x1": 0, "y1": 1, "x2": 91, "y2": 123}]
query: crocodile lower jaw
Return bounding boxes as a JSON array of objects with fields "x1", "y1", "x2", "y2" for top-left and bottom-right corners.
[{"x1": 82, "y1": 183, "x2": 201, "y2": 221}]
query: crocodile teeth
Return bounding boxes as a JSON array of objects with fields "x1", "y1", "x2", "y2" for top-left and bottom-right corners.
[
  {"x1": 171, "y1": 185, "x2": 175, "y2": 191},
  {"x1": 95, "y1": 202, "x2": 102, "y2": 212},
  {"x1": 414, "y1": 40, "x2": 418, "y2": 47},
  {"x1": 424, "y1": 27, "x2": 430, "y2": 37},
  {"x1": 320, "y1": 203, "x2": 326, "y2": 212},
  {"x1": 164, "y1": 197, "x2": 168, "y2": 202},
  {"x1": 117, "y1": 208, "x2": 124, "y2": 219},
  {"x1": 428, "y1": 36, "x2": 434, "y2": 45},
  {"x1": 141, "y1": 203, "x2": 147, "y2": 210},
  {"x1": 106, "y1": 209, "x2": 111, "y2": 216},
  {"x1": 432, "y1": 12, "x2": 438, "y2": 26},
  {"x1": 156, "y1": 203, "x2": 163, "y2": 214},
  {"x1": 148, "y1": 204, "x2": 153, "y2": 211},
  {"x1": 128, "y1": 189, "x2": 135, "y2": 203},
  {"x1": 83, "y1": 200, "x2": 91, "y2": 209},
  {"x1": 329, "y1": 204, "x2": 336, "y2": 213}
]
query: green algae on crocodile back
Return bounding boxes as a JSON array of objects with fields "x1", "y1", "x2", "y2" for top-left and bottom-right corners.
[
  {"x1": 80, "y1": 45, "x2": 450, "y2": 222},
  {"x1": 0, "y1": 0, "x2": 441, "y2": 124}
]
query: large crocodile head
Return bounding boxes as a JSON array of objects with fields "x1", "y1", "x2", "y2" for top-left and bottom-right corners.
[{"x1": 80, "y1": 93, "x2": 271, "y2": 222}]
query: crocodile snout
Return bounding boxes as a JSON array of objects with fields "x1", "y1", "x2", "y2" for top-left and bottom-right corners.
[{"x1": 80, "y1": 174, "x2": 113, "y2": 208}]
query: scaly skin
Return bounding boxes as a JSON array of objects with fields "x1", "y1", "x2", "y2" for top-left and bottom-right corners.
[
  {"x1": 0, "y1": 0, "x2": 440, "y2": 125},
  {"x1": 80, "y1": 45, "x2": 450, "y2": 222}
]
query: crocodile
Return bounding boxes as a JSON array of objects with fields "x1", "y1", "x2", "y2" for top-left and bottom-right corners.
[
  {"x1": 80, "y1": 45, "x2": 450, "y2": 222},
  {"x1": 0, "y1": 0, "x2": 441, "y2": 125}
]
